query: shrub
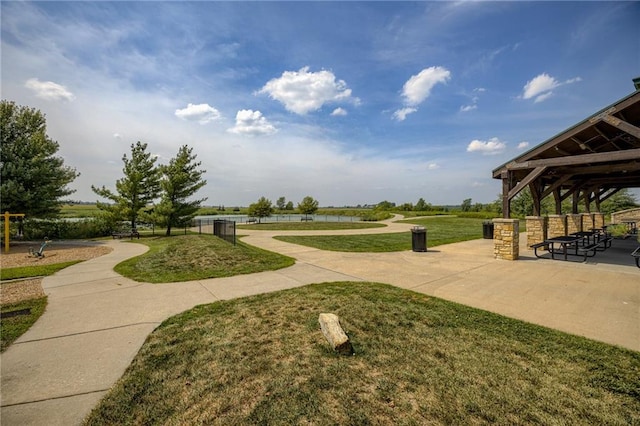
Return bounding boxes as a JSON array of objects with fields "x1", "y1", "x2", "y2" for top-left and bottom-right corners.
[{"x1": 21, "y1": 216, "x2": 118, "y2": 240}]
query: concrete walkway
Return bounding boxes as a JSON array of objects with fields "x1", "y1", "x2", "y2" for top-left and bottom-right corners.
[{"x1": 2, "y1": 217, "x2": 639, "y2": 425}]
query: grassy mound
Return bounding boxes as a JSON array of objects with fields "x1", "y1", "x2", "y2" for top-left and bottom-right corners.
[
  {"x1": 114, "y1": 234, "x2": 295, "y2": 283},
  {"x1": 85, "y1": 282, "x2": 639, "y2": 425}
]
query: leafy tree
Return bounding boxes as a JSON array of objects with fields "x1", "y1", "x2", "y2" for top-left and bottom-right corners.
[
  {"x1": 400, "y1": 202, "x2": 413, "y2": 211},
  {"x1": 154, "y1": 145, "x2": 207, "y2": 236},
  {"x1": 414, "y1": 198, "x2": 429, "y2": 211},
  {"x1": 276, "y1": 196, "x2": 286, "y2": 211},
  {"x1": 92, "y1": 141, "x2": 161, "y2": 229},
  {"x1": 248, "y1": 196, "x2": 274, "y2": 223},
  {"x1": 298, "y1": 195, "x2": 319, "y2": 219},
  {"x1": 376, "y1": 200, "x2": 395, "y2": 210},
  {"x1": 461, "y1": 198, "x2": 472, "y2": 212},
  {"x1": 601, "y1": 189, "x2": 638, "y2": 215},
  {"x1": 285, "y1": 201, "x2": 294, "y2": 210},
  {"x1": 1, "y1": 100, "x2": 79, "y2": 217}
]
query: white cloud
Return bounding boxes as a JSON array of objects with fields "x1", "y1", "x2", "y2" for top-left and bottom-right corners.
[
  {"x1": 401, "y1": 66, "x2": 451, "y2": 106},
  {"x1": 517, "y1": 141, "x2": 530, "y2": 150},
  {"x1": 113, "y1": 133, "x2": 122, "y2": 139},
  {"x1": 471, "y1": 181, "x2": 484, "y2": 187},
  {"x1": 24, "y1": 78, "x2": 74, "y2": 101},
  {"x1": 258, "y1": 66, "x2": 355, "y2": 115},
  {"x1": 522, "y1": 73, "x2": 582, "y2": 103},
  {"x1": 460, "y1": 104, "x2": 477, "y2": 112},
  {"x1": 533, "y1": 91, "x2": 554, "y2": 103},
  {"x1": 175, "y1": 103, "x2": 221, "y2": 124},
  {"x1": 331, "y1": 107, "x2": 348, "y2": 116},
  {"x1": 392, "y1": 107, "x2": 418, "y2": 121},
  {"x1": 227, "y1": 109, "x2": 277, "y2": 136},
  {"x1": 467, "y1": 137, "x2": 506, "y2": 155},
  {"x1": 427, "y1": 163, "x2": 440, "y2": 170}
]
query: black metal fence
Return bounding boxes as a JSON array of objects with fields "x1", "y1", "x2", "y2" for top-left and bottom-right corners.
[{"x1": 212, "y1": 219, "x2": 236, "y2": 245}]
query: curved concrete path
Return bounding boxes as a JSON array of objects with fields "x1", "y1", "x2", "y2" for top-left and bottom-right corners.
[{"x1": 2, "y1": 216, "x2": 639, "y2": 425}]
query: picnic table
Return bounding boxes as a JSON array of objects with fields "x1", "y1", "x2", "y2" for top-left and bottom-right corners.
[
  {"x1": 632, "y1": 247, "x2": 640, "y2": 268},
  {"x1": 542, "y1": 235, "x2": 582, "y2": 260}
]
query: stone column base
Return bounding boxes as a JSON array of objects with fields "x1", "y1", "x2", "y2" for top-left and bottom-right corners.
[{"x1": 493, "y1": 219, "x2": 519, "y2": 260}]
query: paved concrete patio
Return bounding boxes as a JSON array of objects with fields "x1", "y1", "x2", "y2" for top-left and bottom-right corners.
[{"x1": 1, "y1": 217, "x2": 638, "y2": 425}]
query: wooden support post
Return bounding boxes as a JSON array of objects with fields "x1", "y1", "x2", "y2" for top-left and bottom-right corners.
[
  {"x1": 553, "y1": 189, "x2": 562, "y2": 214},
  {"x1": 572, "y1": 190, "x2": 579, "y2": 214},
  {"x1": 501, "y1": 171, "x2": 514, "y2": 218},
  {"x1": 318, "y1": 313, "x2": 353, "y2": 355}
]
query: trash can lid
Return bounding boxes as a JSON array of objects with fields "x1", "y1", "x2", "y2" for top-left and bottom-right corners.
[{"x1": 412, "y1": 226, "x2": 425, "y2": 231}]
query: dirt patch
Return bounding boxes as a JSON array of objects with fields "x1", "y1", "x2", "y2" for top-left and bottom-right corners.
[{"x1": 1, "y1": 241, "x2": 113, "y2": 305}]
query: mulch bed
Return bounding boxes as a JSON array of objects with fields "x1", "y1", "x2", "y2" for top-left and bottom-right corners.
[{"x1": 1, "y1": 241, "x2": 112, "y2": 305}]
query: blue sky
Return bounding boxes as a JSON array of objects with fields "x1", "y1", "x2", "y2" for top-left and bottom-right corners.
[{"x1": 2, "y1": 1, "x2": 639, "y2": 207}]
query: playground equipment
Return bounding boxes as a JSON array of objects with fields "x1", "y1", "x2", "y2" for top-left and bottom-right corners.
[
  {"x1": 29, "y1": 238, "x2": 51, "y2": 259},
  {"x1": 3, "y1": 211, "x2": 26, "y2": 253}
]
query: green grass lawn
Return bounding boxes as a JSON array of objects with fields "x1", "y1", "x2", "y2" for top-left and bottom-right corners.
[
  {"x1": 1, "y1": 297, "x2": 48, "y2": 352},
  {"x1": 237, "y1": 221, "x2": 385, "y2": 231},
  {"x1": 275, "y1": 217, "x2": 487, "y2": 252},
  {"x1": 1, "y1": 260, "x2": 80, "y2": 351},
  {"x1": 115, "y1": 234, "x2": 295, "y2": 283},
  {"x1": 85, "y1": 282, "x2": 640, "y2": 425},
  {"x1": 1, "y1": 260, "x2": 82, "y2": 280}
]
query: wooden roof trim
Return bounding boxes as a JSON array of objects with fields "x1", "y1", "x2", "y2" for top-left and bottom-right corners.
[
  {"x1": 503, "y1": 148, "x2": 640, "y2": 171},
  {"x1": 492, "y1": 90, "x2": 640, "y2": 177}
]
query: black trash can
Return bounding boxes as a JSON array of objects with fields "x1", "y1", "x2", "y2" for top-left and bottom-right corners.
[
  {"x1": 482, "y1": 221, "x2": 494, "y2": 239},
  {"x1": 411, "y1": 226, "x2": 427, "y2": 252}
]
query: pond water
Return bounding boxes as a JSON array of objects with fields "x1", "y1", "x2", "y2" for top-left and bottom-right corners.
[{"x1": 193, "y1": 214, "x2": 360, "y2": 224}]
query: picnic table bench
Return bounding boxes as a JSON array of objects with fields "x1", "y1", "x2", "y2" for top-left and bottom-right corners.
[
  {"x1": 246, "y1": 218, "x2": 258, "y2": 224},
  {"x1": 632, "y1": 247, "x2": 640, "y2": 268},
  {"x1": 301, "y1": 216, "x2": 314, "y2": 221},
  {"x1": 531, "y1": 232, "x2": 613, "y2": 262},
  {"x1": 112, "y1": 229, "x2": 140, "y2": 239}
]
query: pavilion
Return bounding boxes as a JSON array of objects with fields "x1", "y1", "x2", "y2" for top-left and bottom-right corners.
[{"x1": 491, "y1": 78, "x2": 640, "y2": 260}]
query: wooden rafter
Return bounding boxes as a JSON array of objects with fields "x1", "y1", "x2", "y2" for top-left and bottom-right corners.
[{"x1": 505, "y1": 148, "x2": 640, "y2": 170}]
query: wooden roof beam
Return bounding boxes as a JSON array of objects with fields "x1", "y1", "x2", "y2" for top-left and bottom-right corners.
[
  {"x1": 540, "y1": 174, "x2": 573, "y2": 199},
  {"x1": 570, "y1": 136, "x2": 595, "y2": 153},
  {"x1": 556, "y1": 161, "x2": 640, "y2": 176},
  {"x1": 507, "y1": 166, "x2": 547, "y2": 200},
  {"x1": 592, "y1": 113, "x2": 640, "y2": 140},
  {"x1": 505, "y1": 148, "x2": 640, "y2": 170}
]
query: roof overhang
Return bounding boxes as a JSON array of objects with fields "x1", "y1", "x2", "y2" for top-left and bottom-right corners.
[{"x1": 493, "y1": 85, "x2": 640, "y2": 216}]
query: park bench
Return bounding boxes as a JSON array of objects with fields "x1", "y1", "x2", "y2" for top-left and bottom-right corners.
[
  {"x1": 246, "y1": 218, "x2": 257, "y2": 224},
  {"x1": 301, "y1": 217, "x2": 314, "y2": 221},
  {"x1": 112, "y1": 229, "x2": 140, "y2": 239},
  {"x1": 576, "y1": 243, "x2": 600, "y2": 261},
  {"x1": 594, "y1": 235, "x2": 614, "y2": 251}
]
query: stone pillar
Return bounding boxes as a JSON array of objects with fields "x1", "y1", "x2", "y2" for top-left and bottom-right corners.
[
  {"x1": 566, "y1": 214, "x2": 582, "y2": 235},
  {"x1": 593, "y1": 212, "x2": 605, "y2": 229},
  {"x1": 526, "y1": 216, "x2": 547, "y2": 249},
  {"x1": 547, "y1": 215, "x2": 567, "y2": 238},
  {"x1": 581, "y1": 213, "x2": 594, "y2": 231},
  {"x1": 493, "y1": 219, "x2": 519, "y2": 260}
]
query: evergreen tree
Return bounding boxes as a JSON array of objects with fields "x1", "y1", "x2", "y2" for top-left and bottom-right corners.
[
  {"x1": 155, "y1": 145, "x2": 207, "y2": 236},
  {"x1": 1, "y1": 100, "x2": 79, "y2": 217},
  {"x1": 92, "y1": 141, "x2": 161, "y2": 229}
]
